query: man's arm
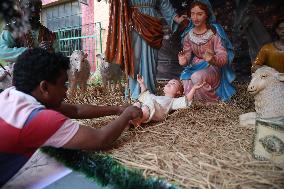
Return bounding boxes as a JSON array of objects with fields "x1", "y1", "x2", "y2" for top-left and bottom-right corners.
[
  {"x1": 62, "y1": 105, "x2": 142, "y2": 150},
  {"x1": 0, "y1": 30, "x2": 27, "y2": 63},
  {"x1": 56, "y1": 103, "x2": 127, "y2": 119}
]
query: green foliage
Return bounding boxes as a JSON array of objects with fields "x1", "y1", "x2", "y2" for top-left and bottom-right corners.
[
  {"x1": 41, "y1": 147, "x2": 181, "y2": 189},
  {"x1": 89, "y1": 72, "x2": 103, "y2": 86},
  {"x1": 0, "y1": 59, "x2": 7, "y2": 67},
  {"x1": 0, "y1": 60, "x2": 5, "y2": 65}
]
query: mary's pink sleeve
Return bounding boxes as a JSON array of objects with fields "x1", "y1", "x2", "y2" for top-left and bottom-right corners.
[
  {"x1": 183, "y1": 34, "x2": 192, "y2": 63},
  {"x1": 211, "y1": 35, "x2": 228, "y2": 67}
]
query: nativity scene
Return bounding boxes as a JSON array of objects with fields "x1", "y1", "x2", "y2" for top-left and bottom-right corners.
[{"x1": 0, "y1": 0, "x2": 283, "y2": 188}]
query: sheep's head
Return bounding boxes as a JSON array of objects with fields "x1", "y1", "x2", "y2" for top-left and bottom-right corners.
[
  {"x1": 70, "y1": 50, "x2": 88, "y2": 72},
  {"x1": 248, "y1": 66, "x2": 284, "y2": 95},
  {"x1": 96, "y1": 53, "x2": 110, "y2": 70}
]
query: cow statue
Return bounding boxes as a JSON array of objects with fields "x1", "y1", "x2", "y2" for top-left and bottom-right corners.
[
  {"x1": 96, "y1": 53, "x2": 122, "y2": 92},
  {"x1": 68, "y1": 50, "x2": 91, "y2": 96}
]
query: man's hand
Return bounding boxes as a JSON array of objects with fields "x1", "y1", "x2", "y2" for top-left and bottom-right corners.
[
  {"x1": 39, "y1": 41, "x2": 52, "y2": 51},
  {"x1": 117, "y1": 104, "x2": 129, "y2": 115},
  {"x1": 133, "y1": 101, "x2": 141, "y2": 108},
  {"x1": 123, "y1": 105, "x2": 143, "y2": 120}
]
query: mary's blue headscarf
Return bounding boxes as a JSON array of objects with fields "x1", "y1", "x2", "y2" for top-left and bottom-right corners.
[{"x1": 180, "y1": 0, "x2": 236, "y2": 101}]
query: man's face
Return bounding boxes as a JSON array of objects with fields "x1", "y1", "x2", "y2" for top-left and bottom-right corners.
[
  {"x1": 276, "y1": 22, "x2": 284, "y2": 40},
  {"x1": 44, "y1": 70, "x2": 68, "y2": 109},
  {"x1": 20, "y1": 0, "x2": 42, "y2": 24}
]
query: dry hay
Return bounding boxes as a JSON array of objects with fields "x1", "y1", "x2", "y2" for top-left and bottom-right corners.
[{"x1": 67, "y1": 83, "x2": 284, "y2": 189}]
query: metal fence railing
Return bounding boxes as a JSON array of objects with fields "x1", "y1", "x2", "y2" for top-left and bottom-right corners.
[{"x1": 55, "y1": 22, "x2": 103, "y2": 71}]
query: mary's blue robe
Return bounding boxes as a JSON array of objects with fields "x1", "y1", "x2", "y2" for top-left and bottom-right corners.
[{"x1": 127, "y1": 0, "x2": 178, "y2": 99}]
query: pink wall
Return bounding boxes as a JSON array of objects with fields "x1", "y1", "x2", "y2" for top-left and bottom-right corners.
[
  {"x1": 42, "y1": 0, "x2": 58, "y2": 5},
  {"x1": 81, "y1": 1, "x2": 96, "y2": 71},
  {"x1": 82, "y1": 1, "x2": 94, "y2": 26}
]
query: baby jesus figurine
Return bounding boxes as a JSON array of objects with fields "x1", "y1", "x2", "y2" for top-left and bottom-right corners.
[{"x1": 131, "y1": 75, "x2": 204, "y2": 126}]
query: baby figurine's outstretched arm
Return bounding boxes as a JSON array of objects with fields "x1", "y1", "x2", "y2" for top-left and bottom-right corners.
[
  {"x1": 186, "y1": 82, "x2": 205, "y2": 101},
  {"x1": 137, "y1": 74, "x2": 147, "y2": 93}
]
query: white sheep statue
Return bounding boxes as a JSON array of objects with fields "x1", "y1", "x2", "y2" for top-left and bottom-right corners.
[
  {"x1": 68, "y1": 50, "x2": 90, "y2": 95},
  {"x1": 240, "y1": 66, "x2": 284, "y2": 127},
  {"x1": 248, "y1": 66, "x2": 284, "y2": 118},
  {"x1": 96, "y1": 53, "x2": 122, "y2": 92},
  {"x1": 0, "y1": 65, "x2": 12, "y2": 91}
]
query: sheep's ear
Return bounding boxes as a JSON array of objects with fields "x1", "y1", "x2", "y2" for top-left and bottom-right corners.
[
  {"x1": 84, "y1": 53, "x2": 88, "y2": 58},
  {"x1": 96, "y1": 54, "x2": 101, "y2": 58},
  {"x1": 276, "y1": 73, "x2": 284, "y2": 82}
]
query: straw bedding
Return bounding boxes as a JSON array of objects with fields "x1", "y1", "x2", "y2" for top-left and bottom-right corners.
[{"x1": 67, "y1": 82, "x2": 284, "y2": 189}]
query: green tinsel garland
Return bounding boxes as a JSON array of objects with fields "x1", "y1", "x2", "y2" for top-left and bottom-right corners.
[{"x1": 41, "y1": 147, "x2": 181, "y2": 189}]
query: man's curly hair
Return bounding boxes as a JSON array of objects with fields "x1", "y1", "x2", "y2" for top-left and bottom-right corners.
[{"x1": 13, "y1": 48, "x2": 70, "y2": 94}]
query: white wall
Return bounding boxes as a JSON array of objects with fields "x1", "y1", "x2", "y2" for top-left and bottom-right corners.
[{"x1": 93, "y1": 1, "x2": 109, "y2": 52}]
